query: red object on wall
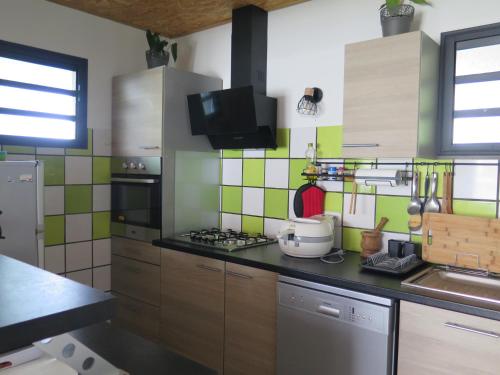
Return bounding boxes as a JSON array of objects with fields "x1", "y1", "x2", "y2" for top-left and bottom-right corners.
[{"x1": 294, "y1": 184, "x2": 325, "y2": 218}]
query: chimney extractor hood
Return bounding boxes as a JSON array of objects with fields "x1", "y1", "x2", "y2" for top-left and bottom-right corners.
[{"x1": 187, "y1": 5, "x2": 277, "y2": 149}]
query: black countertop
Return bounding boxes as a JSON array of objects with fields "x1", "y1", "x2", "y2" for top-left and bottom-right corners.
[
  {"x1": 70, "y1": 323, "x2": 216, "y2": 375},
  {"x1": 0, "y1": 255, "x2": 114, "y2": 353},
  {"x1": 153, "y1": 238, "x2": 500, "y2": 321}
]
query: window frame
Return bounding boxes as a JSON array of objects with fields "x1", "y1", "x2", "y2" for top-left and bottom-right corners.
[
  {"x1": 0, "y1": 39, "x2": 88, "y2": 148},
  {"x1": 438, "y1": 22, "x2": 500, "y2": 156}
]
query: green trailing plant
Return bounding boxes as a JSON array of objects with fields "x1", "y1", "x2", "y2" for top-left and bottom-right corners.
[
  {"x1": 146, "y1": 30, "x2": 177, "y2": 62},
  {"x1": 380, "y1": 0, "x2": 430, "y2": 12}
]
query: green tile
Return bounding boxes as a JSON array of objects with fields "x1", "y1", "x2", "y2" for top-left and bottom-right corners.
[
  {"x1": 242, "y1": 215, "x2": 264, "y2": 235},
  {"x1": 93, "y1": 157, "x2": 111, "y2": 184},
  {"x1": 45, "y1": 215, "x2": 65, "y2": 246},
  {"x1": 452, "y1": 199, "x2": 496, "y2": 218},
  {"x1": 411, "y1": 234, "x2": 422, "y2": 244},
  {"x1": 222, "y1": 186, "x2": 242, "y2": 214},
  {"x1": 266, "y1": 128, "x2": 290, "y2": 158},
  {"x1": 38, "y1": 156, "x2": 65, "y2": 185},
  {"x1": 376, "y1": 195, "x2": 411, "y2": 233},
  {"x1": 342, "y1": 227, "x2": 363, "y2": 252},
  {"x1": 289, "y1": 159, "x2": 307, "y2": 190},
  {"x1": 66, "y1": 129, "x2": 93, "y2": 156},
  {"x1": 2, "y1": 145, "x2": 36, "y2": 154},
  {"x1": 93, "y1": 211, "x2": 111, "y2": 239},
  {"x1": 65, "y1": 185, "x2": 92, "y2": 214},
  {"x1": 317, "y1": 126, "x2": 342, "y2": 158},
  {"x1": 415, "y1": 159, "x2": 452, "y2": 198},
  {"x1": 223, "y1": 150, "x2": 243, "y2": 158},
  {"x1": 344, "y1": 159, "x2": 376, "y2": 194},
  {"x1": 324, "y1": 192, "x2": 343, "y2": 213},
  {"x1": 264, "y1": 188, "x2": 288, "y2": 219},
  {"x1": 243, "y1": 159, "x2": 265, "y2": 187}
]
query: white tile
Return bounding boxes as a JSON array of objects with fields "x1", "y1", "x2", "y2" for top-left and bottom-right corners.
[
  {"x1": 36, "y1": 147, "x2": 64, "y2": 155},
  {"x1": 453, "y1": 160, "x2": 498, "y2": 200},
  {"x1": 264, "y1": 218, "x2": 285, "y2": 238},
  {"x1": 65, "y1": 156, "x2": 92, "y2": 184},
  {"x1": 66, "y1": 241, "x2": 92, "y2": 272},
  {"x1": 93, "y1": 238, "x2": 111, "y2": 266},
  {"x1": 93, "y1": 185, "x2": 111, "y2": 212},
  {"x1": 243, "y1": 149, "x2": 265, "y2": 158},
  {"x1": 93, "y1": 128, "x2": 112, "y2": 156},
  {"x1": 44, "y1": 186, "x2": 64, "y2": 215},
  {"x1": 376, "y1": 159, "x2": 412, "y2": 196},
  {"x1": 222, "y1": 159, "x2": 242, "y2": 186},
  {"x1": 265, "y1": 159, "x2": 289, "y2": 188},
  {"x1": 6, "y1": 154, "x2": 35, "y2": 161},
  {"x1": 288, "y1": 190, "x2": 297, "y2": 219},
  {"x1": 380, "y1": 232, "x2": 410, "y2": 253},
  {"x1": 44, "y1": 245, "x2": 65, "y2": 274},
  {"x1": 290, "y1": 127, "x2": 316, "y2": 158},
  {"x1": 342, "y1": 194, "x2": 376, "y2": 229},
  {"x1": 324, "y1": 212, "x2": 343, "y2": 249},
  {"x1": 221, "y1": 213, "x2": 242, "y2": 232},
  {"x1": 242, "y1": 187, "x2": 264, "y2": 216},
  {"x1": 93, "y1": 265, "x2": 111, "y2": 291},
  {"x1": 67, "y1": 269, "x2": 92, "y2": 287},
  {"x1": 66, "y1": 213, "x2": 92, "y2": 243}
]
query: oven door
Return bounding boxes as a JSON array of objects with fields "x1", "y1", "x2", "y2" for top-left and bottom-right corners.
[{"x1": 111, "y1": 175, "x2": 161, "y2": 230}]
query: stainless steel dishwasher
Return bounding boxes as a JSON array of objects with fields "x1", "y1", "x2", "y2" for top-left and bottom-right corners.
[{"x1": 278, "y1": 276, "x2": 396, "y2": 375}]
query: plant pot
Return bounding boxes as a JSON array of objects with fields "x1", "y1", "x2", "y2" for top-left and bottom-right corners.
[
  {"x1": 145, "y1": 50, "x2": 170, "y2": 69},
  {"x1": 380, "y1": 4, "x2": 415, "y2": 37}
]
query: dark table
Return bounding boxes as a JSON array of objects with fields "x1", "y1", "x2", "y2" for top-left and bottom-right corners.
[{"x1": 0, "y1": 255, "x2": 114, "y2": 353}]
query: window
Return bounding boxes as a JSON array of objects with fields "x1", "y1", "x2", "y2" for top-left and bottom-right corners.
[
  {"x1": 439, "y1": 23, "x2": 500, "y2": 156},
  {"x1": 0, "y1": 40, "x2": 87, "y2": 148}
]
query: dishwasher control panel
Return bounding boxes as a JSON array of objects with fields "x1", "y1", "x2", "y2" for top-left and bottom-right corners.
[{"x1": 278, "y1": 281, "x2": 391, "y2": 335}]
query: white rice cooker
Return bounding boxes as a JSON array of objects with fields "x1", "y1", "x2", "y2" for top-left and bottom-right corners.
[{"x1": 277, "y1": 215, "x2": 334, "y2": 258}]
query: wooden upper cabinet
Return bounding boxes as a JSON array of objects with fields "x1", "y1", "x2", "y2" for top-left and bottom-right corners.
[
  {"x1": 342, "y1": 31, "x2": 439, "y2": 158},
  {"x1": 398, "y1": 301, "x2": 500, "y2": 375},
  {"x1": 224, "y1": 263, "x2": 277, "y2": 375},
  {"x1": 112, "y1": 67, "x2": 163, "y2": 156},
  {"x1": 161, "y1": 249, "x2": 225, "y2": 374}
]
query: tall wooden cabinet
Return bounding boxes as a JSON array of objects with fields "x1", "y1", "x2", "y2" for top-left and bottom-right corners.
[
  {"x1": 398, "y1": 301, "x2": 500, "y2": 375},
  {"x1": 342, "y1": 31, "x2": 439, "y2": 158}
]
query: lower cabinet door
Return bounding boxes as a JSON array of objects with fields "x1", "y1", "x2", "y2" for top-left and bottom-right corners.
[
  {"x1": 112, "y1": 292, "x2": 160, "y2": 342},
  {"x1": 224, "y1": 263, "x2": 278, "y2": 375},
  {"x1": 161, "y1": 249, "x2": 225, "y2": 374},
  {"x1": 398, "y1": 301, "x2": 500, "y2": 375}
]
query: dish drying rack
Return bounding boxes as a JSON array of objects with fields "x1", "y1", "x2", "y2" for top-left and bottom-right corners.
[{"x1": 361, "y1": 252, "x2": 426, "y2": 275}]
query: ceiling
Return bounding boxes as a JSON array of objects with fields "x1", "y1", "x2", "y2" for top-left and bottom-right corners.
[{"x1": 47, "y1": 0, "x2": 308, "y2": 38}]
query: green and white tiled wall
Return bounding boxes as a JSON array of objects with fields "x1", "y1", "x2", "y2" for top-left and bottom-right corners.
[
  {"x1": 0, "y1": 128, "x2": 112, "y2": 291},
  {"x1": 221, "y1": 125, "x2": 500, "y2": 252}
]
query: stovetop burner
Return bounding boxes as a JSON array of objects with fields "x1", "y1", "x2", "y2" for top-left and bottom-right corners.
[{"x1": 175, "y1": 228, "x2": 277, "y2": 251}]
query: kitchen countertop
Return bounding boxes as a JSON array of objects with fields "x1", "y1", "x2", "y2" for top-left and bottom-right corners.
[
  {"x1": 0, "y1": 255, "x2": 114, "y2": 353},
  {"x1": 153, "y1": 238, "x2": 500, "y2": 321},
  {"x1": 70, "y1": 323, "x2": 216, "y2": 375}
]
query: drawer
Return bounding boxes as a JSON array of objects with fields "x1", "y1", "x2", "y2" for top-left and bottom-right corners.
[
  {"x1": 111, "y1": 255, "x2": 160, "y2": 306},
  {"x1": 111, "y1": 236, "x2": 160, "y2": 265},
  {"x1": 112, "y1": 292, "x2": 160, "y2": 342}
]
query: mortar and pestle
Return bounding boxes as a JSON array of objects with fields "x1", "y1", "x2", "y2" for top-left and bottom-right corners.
[{"x1": 361, "y1": 217, "x2": 389, "y2": 258}]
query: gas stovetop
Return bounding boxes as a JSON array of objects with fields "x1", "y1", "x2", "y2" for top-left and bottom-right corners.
[{"x1": 174, "y1": 229, "x2": 277, "y2": 252}]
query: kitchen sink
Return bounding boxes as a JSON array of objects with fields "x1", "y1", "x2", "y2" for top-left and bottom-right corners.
[{"x1": 402, "y1": 266, "x2": 500, "y2": 309}]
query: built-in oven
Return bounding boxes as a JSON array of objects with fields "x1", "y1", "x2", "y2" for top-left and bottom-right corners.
[{"x1": 111, "y1": 157, "x2": 162, "y2": 242}]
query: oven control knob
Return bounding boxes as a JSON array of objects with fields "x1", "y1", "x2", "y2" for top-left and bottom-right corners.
[
  {"x1": 121, "y1": 162, "x2": 128, "y2": 169},
  {"x1": 128, "y1": 162, "x2": 137, "y2": 169},
  {"x1": 138, "y1": 163, "x2": 146, "y2": 170}
]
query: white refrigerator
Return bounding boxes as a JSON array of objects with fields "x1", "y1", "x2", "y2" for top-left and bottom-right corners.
[{"x1": 0, "y1": 161, "x2": 44, "y2": 267}]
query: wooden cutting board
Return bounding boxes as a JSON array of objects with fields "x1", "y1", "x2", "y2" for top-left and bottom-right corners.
[{"x1": 422, "y1": 213, "x2": 500, "y2": 273}]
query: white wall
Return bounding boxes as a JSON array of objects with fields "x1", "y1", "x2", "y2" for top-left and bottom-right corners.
[
  {"x1": 176, "y1": 0, "x2": 500, "y2": 129},
  {"x1": 0, "y1": 0, "x2": 148, "y2": 130}
]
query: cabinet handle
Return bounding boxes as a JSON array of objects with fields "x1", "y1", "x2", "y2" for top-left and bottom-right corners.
[
  {"x1": 444, "y1": 322, "x2": 500, "y2": 339},
  {"x1": 139, "y1": 146, "x2": 160, "y2": 150},
  {"x1": 342, "y1": 144, "x2": 380, "y2": 148},
  {"x1": 226, "y1": 270, "x2": 253, "y2": 280},
  {"x1": 196, "y1": 264, "x2": 222, "y2": 273}
]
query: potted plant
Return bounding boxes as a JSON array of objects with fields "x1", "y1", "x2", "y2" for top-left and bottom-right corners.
[
  {"x1": 380, "y1": 0, "x2": 430, "y2": 37},
  {"x1": 145, "y1": 30, "x2": 178, "y2": 69}
]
